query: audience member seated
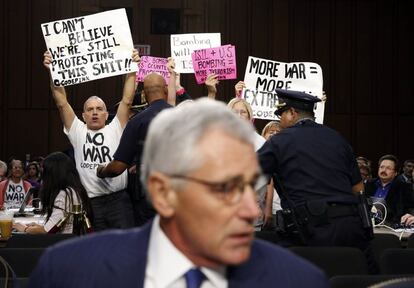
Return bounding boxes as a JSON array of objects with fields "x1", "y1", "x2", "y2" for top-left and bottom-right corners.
[
  {"x1": 396, "y1": 159, "x2": 414, "y2": 202},
  {"x1": 0, "y1": 159, "x2": 32, "y2": 209},
  {"x1": 24, "y1": 161, "x2": 41, "y2": 190},
  {"x1": 357, "y1": 156, "x2": 372, "y2": 169},
  {"x1": 365, "y1": 154, "x2": 414, "y2": 225},
  {"x1": 0, "y1": 160, "x2": 7, "y2": 182},
  {"x1": 13, "y1": 152, "x2": 92, "y2": 234},
  {"x1": 396, "y1": 159, "x2": 414, "y2": 184},
  {"x1": 360, "y1": 164, "x2": 372, "y2": 183}
]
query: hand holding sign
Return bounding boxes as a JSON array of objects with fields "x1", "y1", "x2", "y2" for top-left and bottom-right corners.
[
  {"x1": 166, "y1": 57, "x2": 176, "y2": 74},
  {"x1": 205, "y1": 73, "x2": 219, "y2": 99},
  {"x1": 43, "y1": 51, "x2": 53, "y2": 70},
  {"x1": 132, "y1": 49, "x2": 141, "y2": 67},
  {"x1": 235, "y1": 81, "x2": 246, "y2": 98}
]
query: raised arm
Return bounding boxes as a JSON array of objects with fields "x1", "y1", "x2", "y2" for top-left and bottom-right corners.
[
  {"x1": 44, "y1": 51, "x2": 75, "y2": 131},
  {"x1": 234, "y1": 81, "x2": 246, "y2": 98},
  {"x1": 205, "y1": 73, "x2": 219, "y2": 99},
  {"x1": 116, "y1": 49, "x2": 141, "y2": 128},
  {"x1": 167, "y1": 57, "x2": 177, "y2": 106}
]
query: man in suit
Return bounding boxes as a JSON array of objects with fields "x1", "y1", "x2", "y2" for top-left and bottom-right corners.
[{"x1": 29, "y1": 99, "x2": 328, "y2": 288}]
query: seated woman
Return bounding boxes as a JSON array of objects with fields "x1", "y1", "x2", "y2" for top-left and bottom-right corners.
[
  {"x1": 0, "y1": 159, "x2": 32, "y2": 209},
  {"x1": 25, "y1": 161, "x2": 42, "y2": 191},
  {"x1": 13, "y1": 152, "x2": 92, "y2": 234}
]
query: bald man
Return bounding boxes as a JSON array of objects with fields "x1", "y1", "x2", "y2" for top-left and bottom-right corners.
[{"x1": 97, "y1": 72, "x2": 174, "y2": 226}]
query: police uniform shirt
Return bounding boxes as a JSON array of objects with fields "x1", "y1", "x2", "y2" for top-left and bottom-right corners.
[
  {"x1": 113, "y1": 99, "x2": 172, "y2": 166},
  {"x1": 258, "y1": 119, "x2": 362, "y2": 208}
]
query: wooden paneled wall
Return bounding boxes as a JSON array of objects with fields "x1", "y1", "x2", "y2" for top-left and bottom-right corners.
[{"x1": 1, "y1": 0, "x2": 413, "y2": 173}]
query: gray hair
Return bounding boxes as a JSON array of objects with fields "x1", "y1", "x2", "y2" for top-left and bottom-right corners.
[
  {"x1": 83, "y1": 96, "x2": 107, "y2": 112},
  {"x1": 141, "y1": 98, "x2": 256, "y2": 187},
  {"x1": 0, "y1": 160, "x2": 7, "y2": 173}
]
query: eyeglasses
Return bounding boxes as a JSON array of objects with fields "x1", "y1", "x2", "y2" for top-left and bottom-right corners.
[
  {"x1": 379, "y1": 165, "x2": 395, "y2": 171},
  {"x1": 169, "y1": 173, "x2": 267, "y2": 205},
  {"x1": 232, "y1": 109, "x2": 249, "y2": 116}
]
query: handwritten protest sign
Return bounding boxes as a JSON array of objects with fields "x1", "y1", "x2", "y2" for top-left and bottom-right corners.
[
  {"x1": 41, "y1": 9, "x2": 137, "y2": 86},
  {"x1": 170, "y1": 33, "x2": 221, "y2": 73},
  {"x1": 243, "y1": 56, "x2": 324, "y2": 123},
  {"x1": 191, "y1": 45, "x2": 237, "y2": 84},
  {"x1": 136, "y1": 56, "x2": 170, "y2": 84}
]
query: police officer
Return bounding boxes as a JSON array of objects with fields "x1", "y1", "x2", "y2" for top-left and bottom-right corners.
[{"x1": 258, "y1": 89, "x2": 371, "y2": 250}]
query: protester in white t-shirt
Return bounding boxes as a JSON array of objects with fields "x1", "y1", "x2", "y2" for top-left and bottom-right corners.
[
  {"x1": 43, "y1": 50, "x2": 141, "y2": 231},
  {"x1": 0, "y1": 159, "x2": 32, "y2": 209}
]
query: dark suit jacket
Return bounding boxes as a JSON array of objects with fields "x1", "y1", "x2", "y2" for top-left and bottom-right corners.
[
  {"x1": 365, "y1": 178, "x2": 414, "y2": 223},
  {"x1": 28, "y1": 222, "x2": 328, "y2": 288}
]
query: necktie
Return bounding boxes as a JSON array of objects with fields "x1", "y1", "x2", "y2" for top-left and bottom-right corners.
[{"x1": 184, "y1": 268, "x2": 206, "y2": 288}]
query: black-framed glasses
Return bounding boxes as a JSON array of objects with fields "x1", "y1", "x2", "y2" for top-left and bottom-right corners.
[{"x1": 169, "y1": 173, "x2": 267, "y2": 205}]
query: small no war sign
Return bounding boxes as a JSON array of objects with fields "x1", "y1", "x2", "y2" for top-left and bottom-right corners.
[
  {"x1": 41, "y1": 8, "x2": 137, "y2": 86},
  {"x1": 191, "y1": 45, "x2": 237, "y2": 84},
  {"x1": 243, "y1": 56, "x2": 324, "y2": 123}
]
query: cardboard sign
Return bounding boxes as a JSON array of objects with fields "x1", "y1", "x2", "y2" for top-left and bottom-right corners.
[
  {"x1": 41, "y1": 8, "x2": 137, "y2": 86},
  {"x1": 170, "y1": 33, "x2": 221, "y2": 73},
  {"x1": 136, "y1": 56, "x2": 170, "y2": 84},
  {"x1": 243, "y1": 56, "x2": 324, "y2": 123},
  {"x1": 191, "y1": 45, "x2": 237, "y2": 84}
]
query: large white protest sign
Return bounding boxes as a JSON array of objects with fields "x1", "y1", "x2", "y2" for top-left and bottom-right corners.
[
  {"x1": 41, "y1": 9, "x2": 137, "y2": 86},
  {"x1": 243, "y1": 56, "x2": 324, "y2": 123},
  {"x1": 170, "y1": 33, "x2": 221, "y2": 73}
]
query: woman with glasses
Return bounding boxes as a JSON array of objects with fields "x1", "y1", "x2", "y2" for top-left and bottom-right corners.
[
  {"x1": 227, "y1": 95, "x2": 273, "y2": 230},
  {"x1": 0, "y1": 159, "x2": 32, "y2": 210}
]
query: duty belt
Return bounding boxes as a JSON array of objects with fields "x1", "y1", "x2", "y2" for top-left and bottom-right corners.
[{"x1": 327, "y1": 203, "x2": 359, "y2": 218}]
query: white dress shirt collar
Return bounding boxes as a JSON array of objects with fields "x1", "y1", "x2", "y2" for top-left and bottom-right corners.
[{"x1": 145, "y1": 215, "x2": 227, "y2": 288}]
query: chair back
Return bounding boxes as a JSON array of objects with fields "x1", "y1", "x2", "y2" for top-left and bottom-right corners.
[
  {"x1": 6, "y1": 233, "x2": 76, "y2": 248},
  {"x1": 289, "y1": 246, "x2": 368, "y2": 277},
  {"x1": 406, "y1": 234, "x2": 414, "y2": 248},
  {"x1": 379, "y1": 248, "x2": 414, "y2": 274},
  {"x1": 368, "y1": 277, "x2": 414, "y2": 287},
  {"x1": 330, "y1": 275, "x2": 411, "y2": 288},
  {"x1": 370, "y1": 234, "x2": 402, "y2": 269},
  {"x1": 0, "y1": 248, "x2": 44, "y2": 277},
  {"x1": 0, "y1": 277, "x2": 29, "y2": 288}
]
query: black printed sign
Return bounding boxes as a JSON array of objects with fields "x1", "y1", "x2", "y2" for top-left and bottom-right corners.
[{"x1": 243, "y1": 56, "x2": 324, "y2": 122}]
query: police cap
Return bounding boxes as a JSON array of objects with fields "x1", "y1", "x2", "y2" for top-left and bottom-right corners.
[{"x1": 274, "y1": 89, "x2": 321, "y2": 116}]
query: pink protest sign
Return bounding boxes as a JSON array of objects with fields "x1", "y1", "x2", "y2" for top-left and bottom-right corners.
[
  {"x1": 136, "y1": 56, "x2": 170, "y2": 84},
  {"x1": 191, "y1": 45, "x2": 237, "y2": 84}
]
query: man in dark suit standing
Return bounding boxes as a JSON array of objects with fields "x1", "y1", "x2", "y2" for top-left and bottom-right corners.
[{"x1": 29, "y1": 99, "x2": 328, "y2": 288}]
